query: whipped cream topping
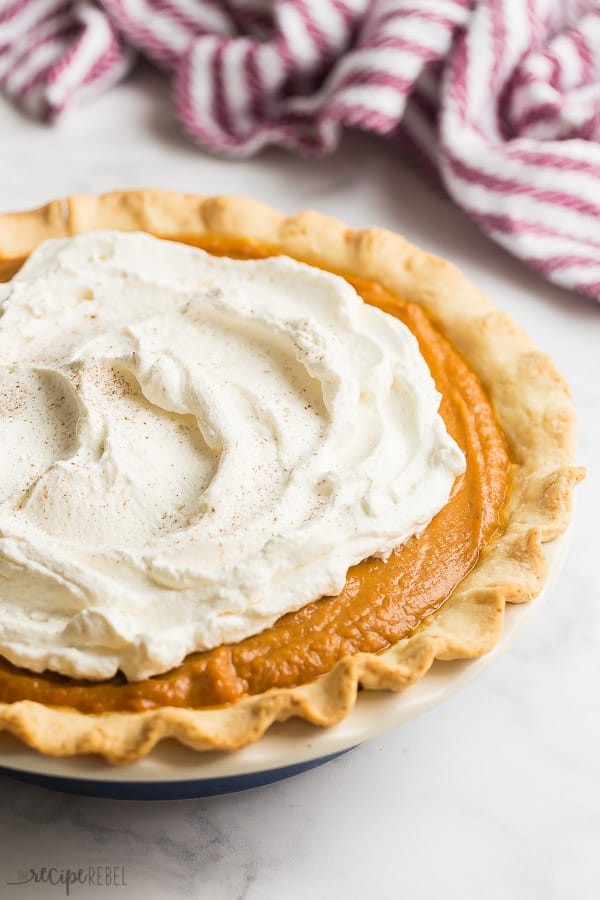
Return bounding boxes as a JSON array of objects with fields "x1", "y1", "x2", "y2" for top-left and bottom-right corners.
[{"x1": 0, "y1": 231, "x2": 465, "y2": 681}]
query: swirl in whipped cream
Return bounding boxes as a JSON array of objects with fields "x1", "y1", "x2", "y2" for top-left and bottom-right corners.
[{"x1": 0, "y1": 232, "x2": 465, "y2": 680}]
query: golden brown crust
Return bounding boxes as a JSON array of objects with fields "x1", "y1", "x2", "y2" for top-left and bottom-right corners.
[{"x1": 0, "y1": 190, "x2": 584, "y2": 763}]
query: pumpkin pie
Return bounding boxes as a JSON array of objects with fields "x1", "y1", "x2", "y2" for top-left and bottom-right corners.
[{"x1": 0, "y1": 191, "x2": 583, "y2": 763}]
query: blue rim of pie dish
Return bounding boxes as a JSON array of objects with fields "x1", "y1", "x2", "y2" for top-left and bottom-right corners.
[{"x1": 0, "y1": 749, "x2": 353, "y2": 800}]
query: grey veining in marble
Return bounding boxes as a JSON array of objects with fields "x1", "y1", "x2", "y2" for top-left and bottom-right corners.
[{"x1": 0, "y1": 65, "x2": 598, "y2": 900}]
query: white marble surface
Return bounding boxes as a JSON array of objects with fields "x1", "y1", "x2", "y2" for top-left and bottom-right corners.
[{"x1": 0, "y1": 66, "x2": 598, "y2": 900}]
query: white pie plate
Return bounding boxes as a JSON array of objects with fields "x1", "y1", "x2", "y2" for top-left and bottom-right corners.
[{"x1": 0, "y1": 532, "x2": 569, "y2": 799}]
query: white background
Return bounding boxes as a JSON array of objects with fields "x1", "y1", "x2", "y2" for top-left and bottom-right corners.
[{"x1": 0, "y1": 65, "x2": 598, "y2": 900}]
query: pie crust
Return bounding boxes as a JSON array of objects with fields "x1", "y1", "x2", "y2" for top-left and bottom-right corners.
[{"x1": 0, "y1": 191, "x2": 583, "y2": 763}]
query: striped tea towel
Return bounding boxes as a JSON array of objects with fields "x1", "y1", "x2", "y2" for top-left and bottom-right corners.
[{"x1": 2, "y1": 0, "x2": 600, "y2": 301}]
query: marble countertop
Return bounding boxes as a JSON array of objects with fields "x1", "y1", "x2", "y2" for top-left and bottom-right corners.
[{"x1": 0, "y1": 67, "x2": 598, "y2": 900}]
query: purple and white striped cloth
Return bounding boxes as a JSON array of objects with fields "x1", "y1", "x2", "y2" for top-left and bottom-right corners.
[{"x1": 2, "y1": 0, "x2": 600, "y2": 302}]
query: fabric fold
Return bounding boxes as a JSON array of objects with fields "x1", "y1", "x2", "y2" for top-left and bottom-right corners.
[{"x1": 1, "y1": 0, "x2": 600, "y2": 300}]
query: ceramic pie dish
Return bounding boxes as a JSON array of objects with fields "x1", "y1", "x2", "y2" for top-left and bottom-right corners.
[{"x1": 0, "y1": 190, "x2": 583, "y2": 768}]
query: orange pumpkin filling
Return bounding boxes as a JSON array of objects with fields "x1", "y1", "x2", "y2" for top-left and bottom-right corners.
[{"x1": 0, "y1": 236, "x2": 510, "y2": 712}]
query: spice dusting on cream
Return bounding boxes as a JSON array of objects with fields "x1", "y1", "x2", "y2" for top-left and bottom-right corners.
[{"x1": 0, "y1": 232, "x2": 465, "y2": 681}]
